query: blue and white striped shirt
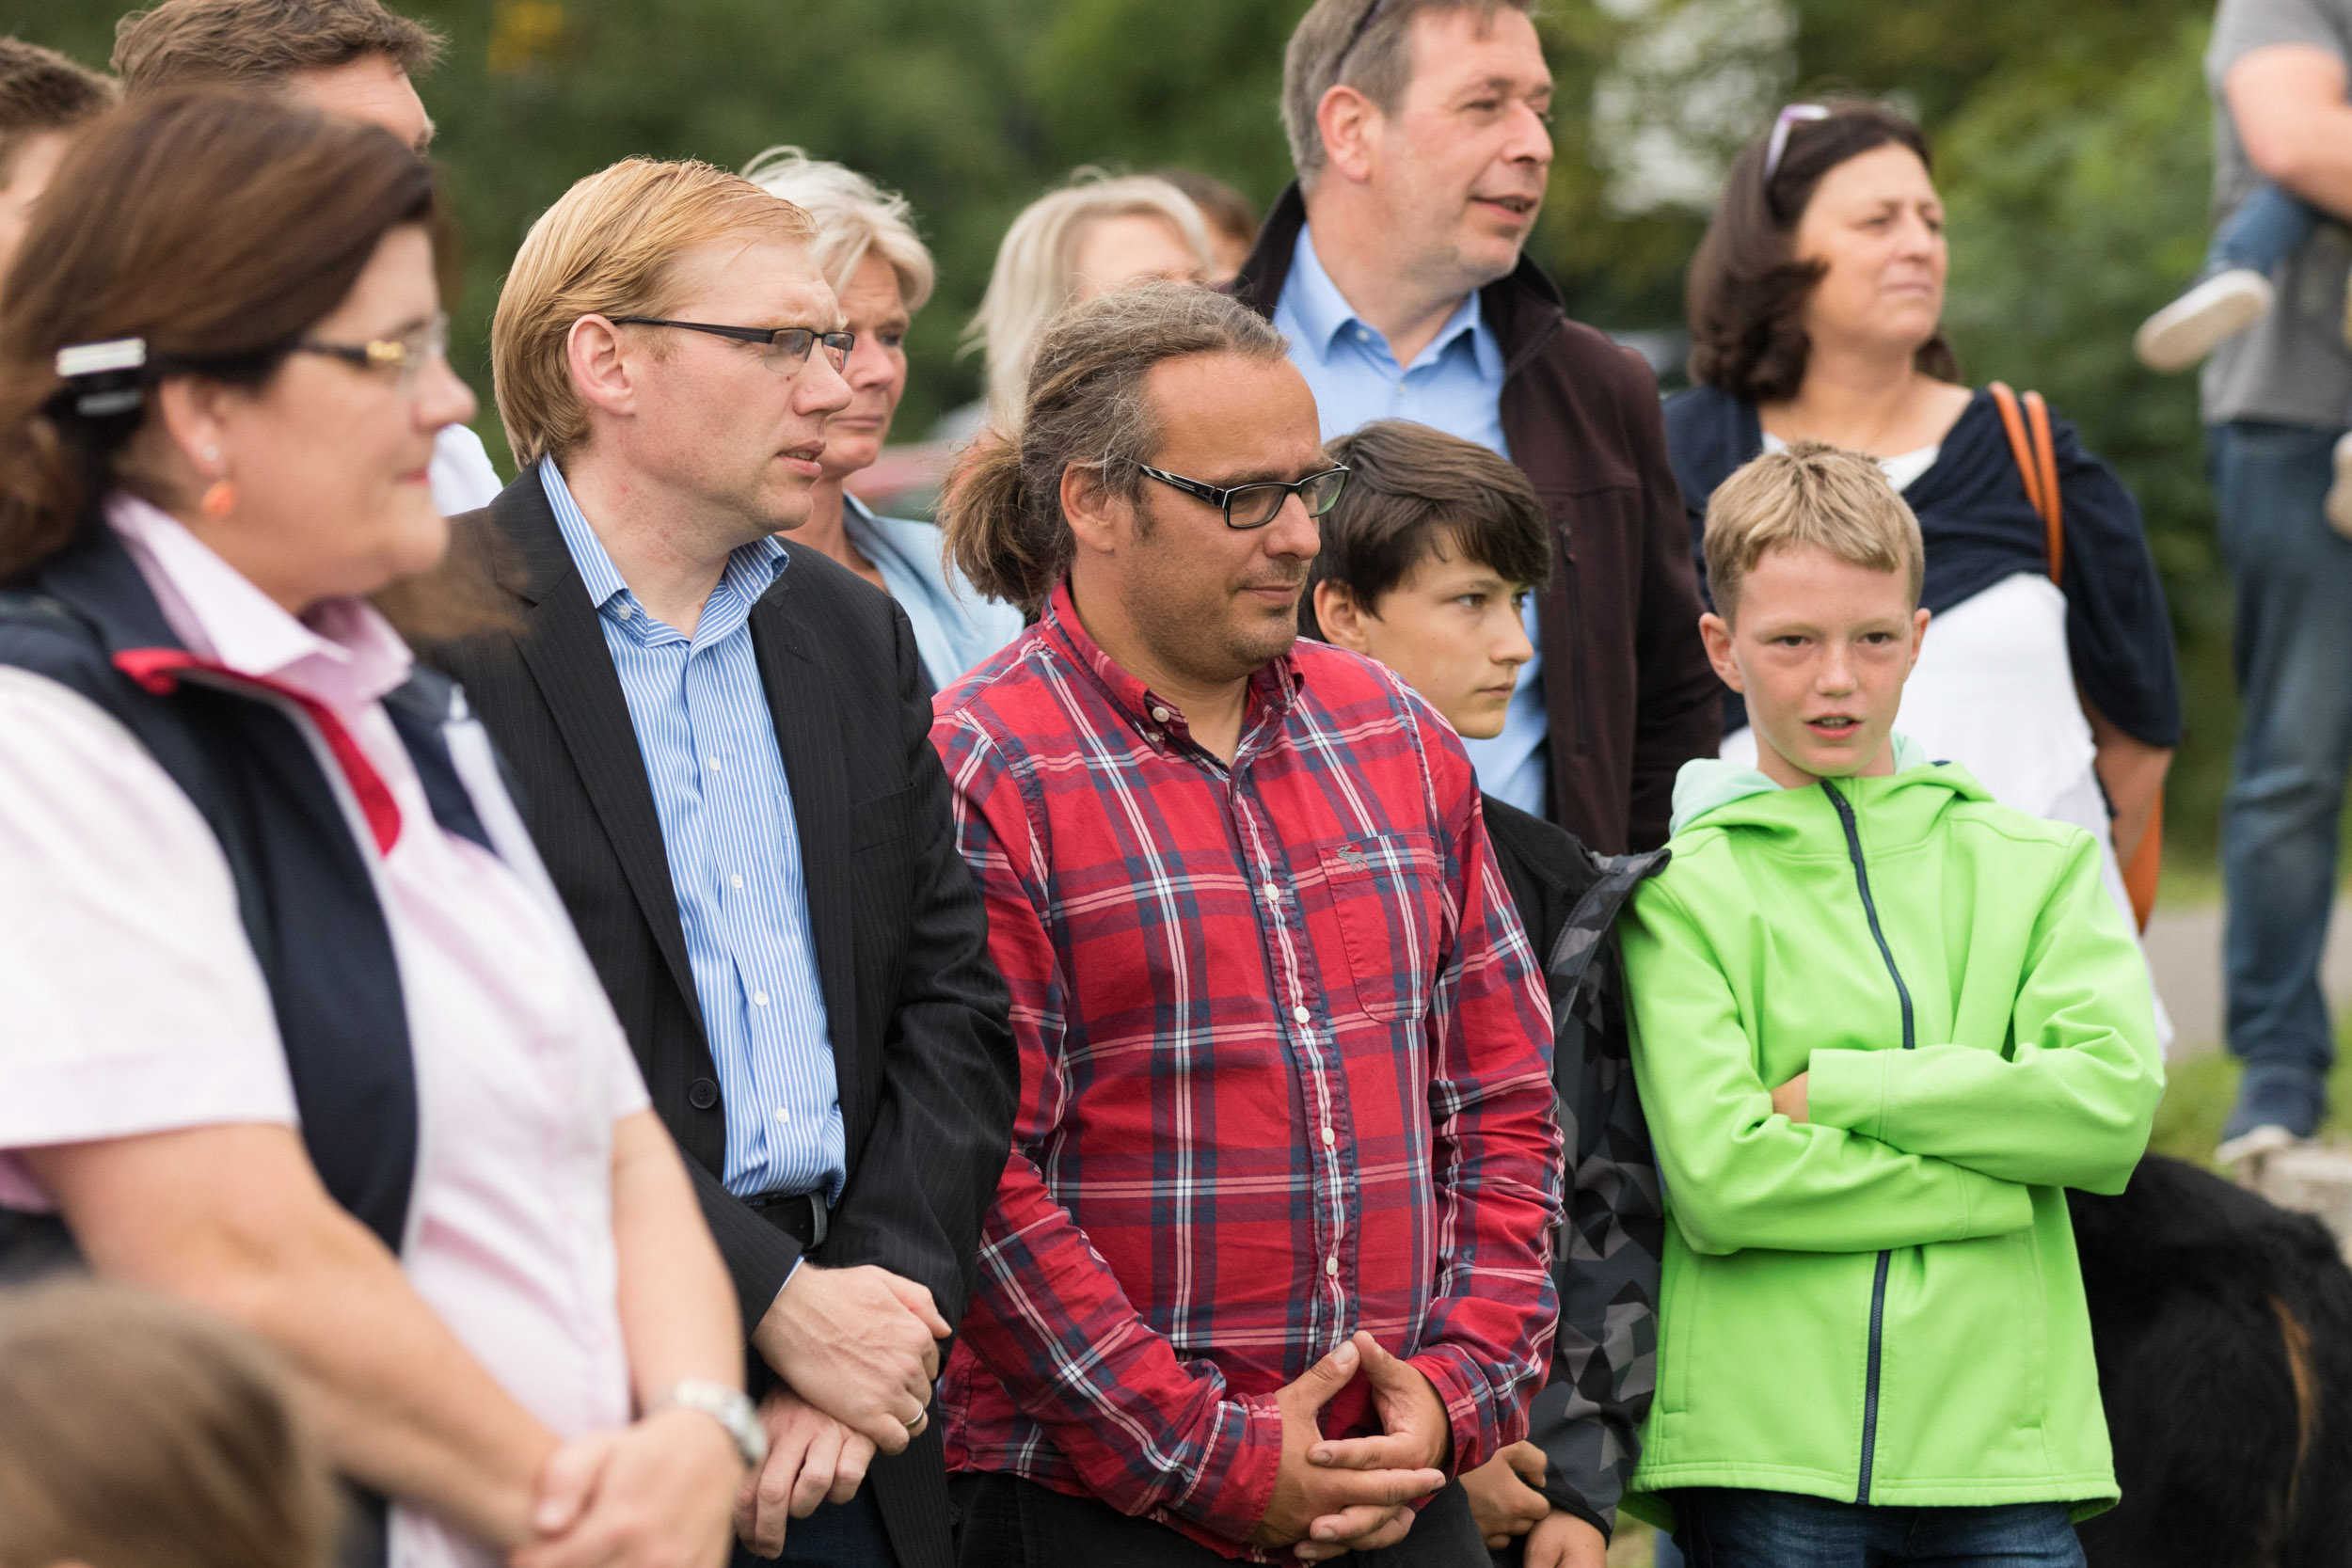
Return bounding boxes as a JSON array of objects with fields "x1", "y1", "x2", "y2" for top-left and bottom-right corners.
[{"x1": 542, "y1": 459, "x2": 845, "y2": 1200}]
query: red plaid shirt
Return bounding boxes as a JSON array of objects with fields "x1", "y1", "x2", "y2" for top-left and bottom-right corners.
[{"x1": 930, "y1": 585, "x2": 1562, "y2": 1557}]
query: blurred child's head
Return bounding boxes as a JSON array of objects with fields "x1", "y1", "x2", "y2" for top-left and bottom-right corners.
[
  {"x1": 1699, "y1": 440, "x2": 1928, "y2": 787},
  {"x1": 0, "y1": 1281, "x2": 339, "y2": 1568},
  {"x1": 1300, "y1": 420, "x2": 1549, "y2": 739}
]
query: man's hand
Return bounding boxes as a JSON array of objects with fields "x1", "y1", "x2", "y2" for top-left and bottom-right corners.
[
  {"x1": 1294, "y1": 1331, "x2": 1452, "y2": 1561},
  {"x1": 1524, "y1": 1509, "x2": 1609, "y2": 1568},
  {"x1": 734, "y1": 1387, "x2": 876, "y2": 1559},
  {"x1": 750, "y1": 1263, "x2": 946, "y2": 1452},
  {"x1": 1772, "y1": 1071, "x2": 1809, "y2": 1124},
  {"x1": 1460, "y1": 1441, "x2": 1550, "y2": 1549},
  {"x1": 514, "y1": 1407, "x2": 743, "y2": 1568},
  {"x1": 1248, "y1": 1335, "x2": 1445, "y2": 1562}
]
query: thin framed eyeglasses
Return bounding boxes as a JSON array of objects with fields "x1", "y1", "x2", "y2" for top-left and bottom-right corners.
[
  {"x1": 608, "y1": 316, "x2": 854, "y2": 372},
  {"x1": 1138, "y1": 464, "x2": 1350, "y2": 530},
  {"x1": 1764, "y1": 103, "x2": 1831, "y2": 182},
  {"x1": 295, "y1": 310, "x2": 450, "y2": 388}
]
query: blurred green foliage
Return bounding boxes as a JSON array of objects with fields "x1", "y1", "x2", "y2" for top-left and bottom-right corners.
[{"x1": 13, "y1": 0, "x2": 2240, "y2": 854}]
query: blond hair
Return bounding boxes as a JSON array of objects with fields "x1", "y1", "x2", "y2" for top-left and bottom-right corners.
[
  {"x1": 739, "y1": 146, "x2": 935, "y2": 313},
  {"x1": 491, "y1": 156, "x2": 815, "y2": 468},
  {"x1": 1703, "y1": 440, "x2": 1924, "y2": 621},
  {"x1": 1281, "y1": 0, "x2": 1535, "y2": 188},
  {"x1": 963, "y1": 170, "x2": 1214, "y2": 427}
]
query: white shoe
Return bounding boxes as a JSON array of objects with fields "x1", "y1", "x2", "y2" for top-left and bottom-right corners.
[
  {"x1": 2328, "y1": 432, "x2": 2352, "y2": 540},
  {"x1": 2217, "y1": 1121, "x2": 2305, "y2": 1169},
  {"x1": 2135, "y1": 268, "x2": 2276, "y2": 372}
]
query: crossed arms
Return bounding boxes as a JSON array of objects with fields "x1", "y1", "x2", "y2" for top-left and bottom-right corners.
[{"x1": 1621, "y1": 834, "x2": 2164, "y2": 1259}]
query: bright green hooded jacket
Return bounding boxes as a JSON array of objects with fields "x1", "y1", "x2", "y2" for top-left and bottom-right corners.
[{"x1": 1619, "y1": 743, "x2": 2163, "y2": 1529}]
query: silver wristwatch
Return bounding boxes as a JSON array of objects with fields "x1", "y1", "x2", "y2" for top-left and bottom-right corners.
[{"x1": 647, "y1": 1380, "x2": 767, "y2": 1468}]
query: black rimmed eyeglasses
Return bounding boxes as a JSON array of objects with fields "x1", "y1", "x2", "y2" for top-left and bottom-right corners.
[
  {"x1": 608, "y1": 316, "x2": 855, "y2": 372},
  {"x1": 1138, "y1": 464, "x2": 1350, "y2": 530}
]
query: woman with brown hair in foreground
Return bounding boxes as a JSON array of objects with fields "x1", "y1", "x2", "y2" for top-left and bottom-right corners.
[{"x1": 0, "y1": 90, "x2": 749, "y2": 1568}]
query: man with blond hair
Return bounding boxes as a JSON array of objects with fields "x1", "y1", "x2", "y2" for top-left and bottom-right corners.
[
  {"x1": 426, "y1": 156, "x2": 1017, "y2": 1568},
  {"x1": 1234, "y1": 0, "x2": 1719, "y2": 866},
  {"x1": 114, "y1": 0, "x2": 501, "y2": 513}
]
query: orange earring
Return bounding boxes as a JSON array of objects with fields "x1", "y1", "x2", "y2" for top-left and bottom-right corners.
[{"x1": 199, "y1": 479, "x2": 236, "y2": 517}]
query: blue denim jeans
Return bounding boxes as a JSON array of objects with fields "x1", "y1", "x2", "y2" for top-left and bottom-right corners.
[
  {"x1": 1668, "y1": 1489, "x2": 2084, "y2": 1568},
  {"x1": 2209, "y1": 180, "x2": 2325, "y2": 276},
  {"x1": 2210, "y1": 421, "x2": 2352, "y2": 1123}
]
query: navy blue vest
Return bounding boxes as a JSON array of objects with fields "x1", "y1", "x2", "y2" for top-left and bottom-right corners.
[
  {"x1": 0, "y1": 521, "x2": 505, "y2": 1248},
  {"x1": 0, "y1": 522, "x2": 527, "y2": 1564}
]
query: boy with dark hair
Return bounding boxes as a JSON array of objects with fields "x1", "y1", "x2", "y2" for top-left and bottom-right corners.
[
  {"x1": 1305, "y1": 419, "x2": 1663, "y2": 1568},
  {"x1": 1620, "y1": 441, "x2": 2163, "y2": 1567},
  {"x1": 0, "y1": 39, "x2": 115, "y2": 277}
]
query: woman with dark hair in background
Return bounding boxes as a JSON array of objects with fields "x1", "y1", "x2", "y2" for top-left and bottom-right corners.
[
  {"x1": 0, "y1": 91, "x2": 750, "y2": 1568},
  {"x1": 1664, "y1": 100, "x2": 2180, "y2": 986}
]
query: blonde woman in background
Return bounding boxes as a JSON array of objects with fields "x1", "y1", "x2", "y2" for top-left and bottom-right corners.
[
  {"x1": 742, "y1": 147, "x2": 1023, "y2": 692},
  {"x1": 965, "y1": 170, "x2": 1215, "y2": 428}
]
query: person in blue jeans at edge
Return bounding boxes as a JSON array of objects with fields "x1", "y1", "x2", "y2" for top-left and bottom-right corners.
[
  {"x1": 2134, "y1": 159, "x2": 2352, "y2": 532},
  {"x1": 2149, "y1": 0, "x2": 2352, "y2": 1161}
]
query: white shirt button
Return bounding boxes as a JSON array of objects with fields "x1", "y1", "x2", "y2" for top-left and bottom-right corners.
[
  {"x1": 1324, "y1": 1255, "x2": 1340, "y2": 1276},
  {"x1": 1321, "y1": 1126, "x2": 1336, "y2": 1148},
  {"x1": 752, "y1": 990, "x2": 770, "y2": 1007},
  {"x1": 771, "y1": 1107, "x2": 789, "y2": 1125},
  {"x1": 706, "y1": 757, "x2": 723, "y2": 771},
  {"x1": 729, "y1": 874, "x2": 744, "y2": 891},
  {"x1": 1262, "y1": 881, "x2": 1279, "y2": 903},
  {"x1": 614, "y1": 602, "x2": 633, "y2": 620},
  {"x1": 1292, "y1": 1006, "x2": 1311, "y2": 1024},
  {"x1": 1151, "y1": 705, "x2": 1171, "y2": 722}
]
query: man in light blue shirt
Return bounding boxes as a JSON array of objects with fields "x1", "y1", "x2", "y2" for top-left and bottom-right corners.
[
  {"x1": 440, "y1": 157, "x2": 1018, "y2": 1568},
  {"x1": 545, "y1": 462, "x2": 847, "y2": 1201},
  {"x1": 1241, "y1": 0, "x2": 1721, "y2": 863},
  {"x1": 1272, "y1": 223, "x2": 1550, "y2": 813}
]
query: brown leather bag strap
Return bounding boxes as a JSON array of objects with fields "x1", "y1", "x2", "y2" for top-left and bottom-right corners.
[
  {"x1": 1991, "y1": 386, "x2": 2155, "y2": 927},
  {"x1": 2026, "y1": 388, "x2": 2063, "y2": 583},
  {"x1": 1987, "y1": 381, "x2": 2063, "y2": 582}
]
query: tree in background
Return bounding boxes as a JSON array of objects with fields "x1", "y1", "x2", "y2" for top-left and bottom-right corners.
[{"x1": 11, "y1": 0, "x2": 2233, "y2": 853}]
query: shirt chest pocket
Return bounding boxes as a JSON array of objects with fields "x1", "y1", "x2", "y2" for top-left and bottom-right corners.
[{"x1": 1306, "y1": 831, "x2": 1444, "y2": 1025}]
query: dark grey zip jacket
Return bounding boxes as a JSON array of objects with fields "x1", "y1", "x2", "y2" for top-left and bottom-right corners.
[{"x1": 1483, "y1": 795, "x2": 1666, "y2": 1540}]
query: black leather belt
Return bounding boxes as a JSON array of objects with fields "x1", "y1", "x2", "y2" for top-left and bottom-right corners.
[{"x1": 746, "y1": 1187, "x2": 830, "y2": 1250}]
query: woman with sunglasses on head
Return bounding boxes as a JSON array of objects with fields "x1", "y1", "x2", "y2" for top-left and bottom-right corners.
[
  {"x1": 1663, "y1": 99, "x2": 2180, "y2": 982},
  {"x1": 0, "y1": 90, "x2": 752, "y2": 1568}
]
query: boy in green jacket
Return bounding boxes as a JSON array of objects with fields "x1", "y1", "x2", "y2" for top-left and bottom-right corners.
[{"x1": 1620, "y1": 442, "x2": 2162, "y2": 1566}]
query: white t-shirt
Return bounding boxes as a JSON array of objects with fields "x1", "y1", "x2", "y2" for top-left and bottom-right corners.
[{"x1": 431, "y1": 423, "x2": 504, "y2": 515}]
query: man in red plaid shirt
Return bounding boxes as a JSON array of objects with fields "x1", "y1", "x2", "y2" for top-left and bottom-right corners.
[{"x1": 929, "y1": 282, "x2": 1563, "y2": 1566}]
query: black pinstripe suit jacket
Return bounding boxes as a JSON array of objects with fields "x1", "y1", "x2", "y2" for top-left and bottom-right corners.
[{"x1": 428, "y1": 472, "x2": 1016, "y2": 1568}]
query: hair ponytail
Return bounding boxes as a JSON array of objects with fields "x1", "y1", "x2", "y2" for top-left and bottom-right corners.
[{"x1": 942, "y1": 426, "x2": 1061, "y2": 615}]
